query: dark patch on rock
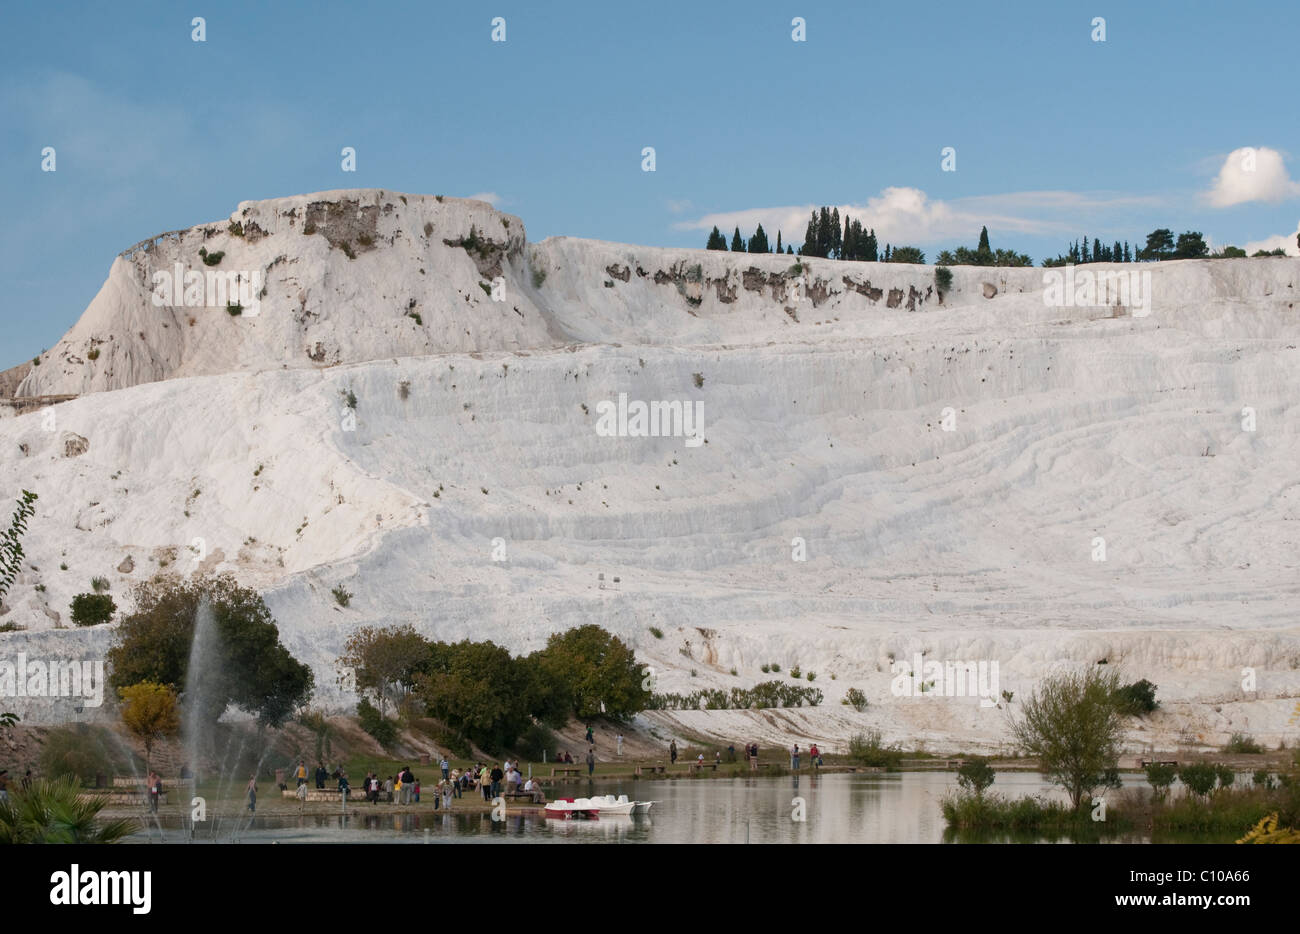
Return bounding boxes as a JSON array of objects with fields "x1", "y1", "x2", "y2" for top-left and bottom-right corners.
[
  {"x1": 714, "y1": 278, "x2": 737, "y2": 303},
  {"x1": 982, "y1": 282, "x2": 998, "y2": 299},
  {"x1": 743, "y1": 267, "x2": 768, "y2": 292},
  {"x1": 304, "y1": 199, "x2": 381, "y2": 256},
  {"x1": 606, "y1": 263, "x2": 631, "y2": 282},
  {"x1": 842, "y1": 276, "x2": 884, "y2": 302}
]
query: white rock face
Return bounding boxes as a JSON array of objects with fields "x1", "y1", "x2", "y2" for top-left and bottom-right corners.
[{"x1": 3, "y1": 189, "x2": 1299, "y2": 752}]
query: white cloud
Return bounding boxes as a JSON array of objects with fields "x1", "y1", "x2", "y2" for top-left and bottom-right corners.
[
  {"x1": 675, "y1": 187, "x2": 1152, "y2": 246},
  {"x1": 666, "y1": 199, "x2": 693, "y2": 214},
  {"x1": 466, "y1": 191, "x2": 502, "y2": 206},
  {"x1": 1206, "y1": 147, "x2": 1300, "y2": 208},
  {"x1": 1244, "y1": 219, "x2": 1300, "y2": 256}
]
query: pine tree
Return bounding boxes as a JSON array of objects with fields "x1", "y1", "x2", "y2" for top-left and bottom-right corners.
[
  {"x1": 831, "y1": 208, "x2": 842, "y2": 259},
  {"x1": 865, "y1": 228, "x2": 878, "y2": 262},
  {"x1": 705, "y1": 226, "x2": 727, "y2": 251},
  {"x1": 749, "y1": 224, "x2": 769, "y2": 254},
  {"x1": 1112, "y1": 241, "x2": 1122, "y2": 263},
  {"x1": 817, "y1": 207, "x2": 832, "y2": 258},
  {"x1": 802, "y1": 212, "x2": 817, "y2": 256},
  {"x1": 731, "y1": 226, "x2": 745, "y2": 253},
  {"x1": 1123, "y1": 241, "x2": 1132, "y2": 263},
  {"x1": 1081, "y1": 237, "x2": 1090, "y2": 263},
  {"x1": 842, "y1": 214, "x2": 853, "y2": 261},
  {"x1": 776, "y1": 230, "x2": 783, "y2": 254}
]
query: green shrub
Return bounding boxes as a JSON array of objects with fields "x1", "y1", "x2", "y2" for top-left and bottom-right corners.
[
  {"x1": 37, "y1": 724, "x2": 129, "y2": 785},
  {"x1": 228, "y1": 221, "x2": 244, "y2": 237},
  {"x1": 90, "y1": 576, "x2": 110, "y2": 593},
  {"x1": 1113, "y1": 679, "x2": 1158, "y2": 716},
  {"x1": 760, "y1": 663, "x2": 770, "y2": 673},
  {"x1": 790, "y1": 667, "x2": 802, "y2": 679},
  {"x1": 86, "y1": 348, "x2": 100, "y2": 361},
  {"x1": 226, "y1": 303, "x2": 242, "y2": 316},
  {"x1": 70, "y1": 593, "x2": 115, "y2": 626},
  {"x1": 693, "y1": 372, "x2": 704, "y2": 389},
  {"x1": 648, "y1": 626, "x2": 663, "y2": 639},
  {"x1": 1223, "y1": 732, "x2": 1264, "y2": 754},
  {"x1": 848, "y1": 730, "x2": 902, "y2": 769},
  {"x1": 199, "y1": 248, "x2": 224, "y2": 267},
  {"x1": 843, "y1": 687, "x2": 868, "y2": 712},
  {"x1": 331, "y1": 585, "x2": 352, "y2": 607},
  {"x1": 357, "y1": 698, "x2": 397, "y2": 748}
]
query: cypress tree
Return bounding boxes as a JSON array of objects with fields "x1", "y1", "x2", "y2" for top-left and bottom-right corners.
[
  {"x1": 731, "y1": 226, "x2": 745, "y2": 253},
  {"x1": 749, "y1": 224, "x2": 769, "y2": 254},
  {"x1": 977, "y1": 226, "x2": 991, "y2": 259},
  {"x1": 705, "y1": 226, "x2": 727, "y2": 251},
  {"x1": 776, "y1": 230, "x2": 783, "y2": 254},
  {"x1": 831, "y1": 208, "x2": 842, "y2": 259}
]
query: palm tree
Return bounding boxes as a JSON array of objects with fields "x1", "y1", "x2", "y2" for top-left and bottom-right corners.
[{"x1": 0, "y1": 776, "x2": 135, "y2": 844}]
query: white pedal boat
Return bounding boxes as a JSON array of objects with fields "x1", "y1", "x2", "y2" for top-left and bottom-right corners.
[{"x1": 544, "y1": 795, "x2": 649, "y2": 818}]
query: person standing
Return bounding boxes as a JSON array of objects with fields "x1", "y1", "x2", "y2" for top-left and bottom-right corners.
[
  {"x1": 791, "y1": 745, "x2": 800, "y2": 771},
  {"x1": 489, "y1": 764, "x2": 504, "y2": 799},
  {"x1": 294, "y1": 759, "x2": 308, "y2": 787},
  {"x1": 616, "y1": 734, "x2": 624, "y2": 756},
  {"x1": 586, "y1": 748, "x2": 596, "y2": 777},
  {"x1": 441, "y1": 779, "x2": 453, "y2": 811},
  {"x1": 148, "y1": 772, "x2": 162, "y2": 814},
  {"x1": 585, "y1": 724, "x2": 594, "y2": 745},
  {"x1": 809, "y1": 743, "x2": 820, "y2": 770},
  {"x1": 440, "y1": 756, "x2": 450, "y2": 782},
  {"x1": 246, "y1": 774, "x2": 257, "y2": 813},
  {"x1": 479, "y1": 763, "x2": 491, "y2": 801},
  {"x1": 749, "y1": 742, "x2": 758, "y2": 771},
  {"x1": 315, "y1": 763, "x2": 327, "y2": 789},
  {"x1": 338, "y1": 771, "x2": 350, "y2": 802},
  {"x1": 669, "y1": 740, "x2": 678, "y2": 764}
]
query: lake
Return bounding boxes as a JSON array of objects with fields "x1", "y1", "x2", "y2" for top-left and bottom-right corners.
[{"x1": 126, "y1": 771, "x2": 1237, "y2": 843}]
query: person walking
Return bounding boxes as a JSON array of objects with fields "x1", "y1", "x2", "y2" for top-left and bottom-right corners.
[
  {"x1": 246, "y1": 774, "x2": 257, "y2": 813},
  {"x1": 441, "y1": 779, "x2": 453, "y2": 811},
  {"x1": 669, "y1": 740, "x2": 678, "y2": 764},
  {"x1": 585, "y1": 724, "x2": 594, "y2": 745},
  {"x1": 440, "y1": 756, "x2": 450, "y2": 782},
  {"x1": 586, "y1": 747, "x2": 595, "y2": 777},
  {"x1": 294, "y1": 759, "x2": 308, "y2": 787}
]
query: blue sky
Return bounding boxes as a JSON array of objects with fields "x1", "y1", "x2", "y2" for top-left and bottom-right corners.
[{"x1": 3, "y1": 0, "x2": 1299, "y2": 366}]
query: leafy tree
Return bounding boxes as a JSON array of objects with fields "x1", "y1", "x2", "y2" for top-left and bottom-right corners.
[
  {"x1": 0, "y1": 776, "x2": 135, "y2": 844},
  {"x1": 705, "y1": 226, "x2": 727, "y2": 250},
  {"x1": 748, "y1": 223, "x2": 770, "y2": 254},
  {"x1": 730, "y1": 226, "x2": 745, "y2": 253},
  {"x1": 338, "y1": 624, "x2": 434, "y2": 716},
  {"x1": 106, "y1": 573, "x2": 313, "y2": 729},
  {"x1": 1140, "y1": 228, "x2": 1175, "y2": 261},
  {"x1": 118, "y1": 681, "x2": 179, "y2": 771},
  {"x1": 956, "y1": 757, "x2": 996, "y2": 798},
  {"x1": 416, "y1": 639, "x2": 536, "y2": 752},
  {"x1": 532, "y1": 624, "x2": 649, "y2": 721},
  {"x1": 1011, "y1": 668, "x2": 1124, "y2": 810},
  {"x1": 70, "y1": 593, "x2": 115, "y2": 626},
  {"x1": 1216, "y1": 245, "x2": 1247, "y2": 258},
  {"x1": 1145, "y1": 762, "x2": 1176, "y2": 800},
  {"x1": 1178, "y1": 763, "x2": 1218, "y2": 798},
  {"x1": 0, "y1": 490, "x2": 37, "y2": 604},
  {"x1": 1173, "y1": 231, "x2": 1208, "y2": 259}
]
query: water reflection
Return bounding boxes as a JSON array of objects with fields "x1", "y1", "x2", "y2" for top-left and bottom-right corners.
[{"x1": 126, "y1": 772, "x2": 1222, "y2": 844}]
